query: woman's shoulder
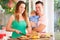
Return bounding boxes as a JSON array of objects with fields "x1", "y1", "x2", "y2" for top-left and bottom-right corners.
[{"x1": 9, "y1": 14, "x2": 15, "y2": 20}]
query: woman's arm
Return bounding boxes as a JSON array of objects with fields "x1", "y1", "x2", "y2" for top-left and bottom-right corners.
[
  {"x1": 26, "y1": 17, "x2": 32, "y2": 34},
  {"x1": 6, "y1": 15, "x2": 15, "y2": 32},
  {"x1": 6, "y1": 15, "x2": 20, "y2": 34}
]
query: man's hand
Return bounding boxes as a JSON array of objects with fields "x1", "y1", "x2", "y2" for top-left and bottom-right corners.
[
  {"x1": 34, "y1": 24, "x2": 46, "y2": 32},
  {"x1": 31, "y1": 21, "x2": 37, "y2": 27}
]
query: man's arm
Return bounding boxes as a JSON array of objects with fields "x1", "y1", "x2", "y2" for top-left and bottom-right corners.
[
  {"x1": 34, "y1": 24, "x2": 46, "y2": 32},
  {"x1": 34, "y1": 14, "x2": 46, "y2": 32}
]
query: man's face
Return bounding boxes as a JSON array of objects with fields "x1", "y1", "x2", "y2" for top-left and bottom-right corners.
[{"x1": 35, "y1": 3, "x2": 43, "y2": 14}]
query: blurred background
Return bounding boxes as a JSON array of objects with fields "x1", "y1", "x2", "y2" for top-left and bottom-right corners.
[{"x1": 54, "y1": 0, "x2": 60, "y2": 40}]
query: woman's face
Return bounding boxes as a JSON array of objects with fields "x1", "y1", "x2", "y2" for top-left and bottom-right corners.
[{"x1": 19, "y1": 3, "x2": 25, "y2": 14}]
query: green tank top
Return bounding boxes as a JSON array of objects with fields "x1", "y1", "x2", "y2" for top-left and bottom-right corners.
[{"x1": 11, "y1": 20, "x2": 27, "y2": 38}]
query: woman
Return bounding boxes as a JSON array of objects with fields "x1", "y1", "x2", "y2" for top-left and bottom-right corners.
[{"x1": 6, "y1": 1, "x2": 31, "y2": 39}]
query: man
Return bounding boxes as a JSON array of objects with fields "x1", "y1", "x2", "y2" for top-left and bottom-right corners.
[{"x1": 30, "y1": 1, "x2": 46, "y2": 32}]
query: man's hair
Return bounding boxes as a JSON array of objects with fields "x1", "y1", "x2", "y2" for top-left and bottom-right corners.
[{"x1": 35, "y1": 1, "x2": 43, "y2": 5}]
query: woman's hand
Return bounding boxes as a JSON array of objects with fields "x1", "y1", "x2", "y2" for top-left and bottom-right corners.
[
  {"x1": 26, "y1": 33, "x2": 31, "y2": 37},
  {"x1": 15, "y1": 30, "x2": 21, "y2": 34}
]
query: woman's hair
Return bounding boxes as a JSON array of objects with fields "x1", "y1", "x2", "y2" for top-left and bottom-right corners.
[{"x1": 14, "y1": 1, "x2": 28, "y2": 23}]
